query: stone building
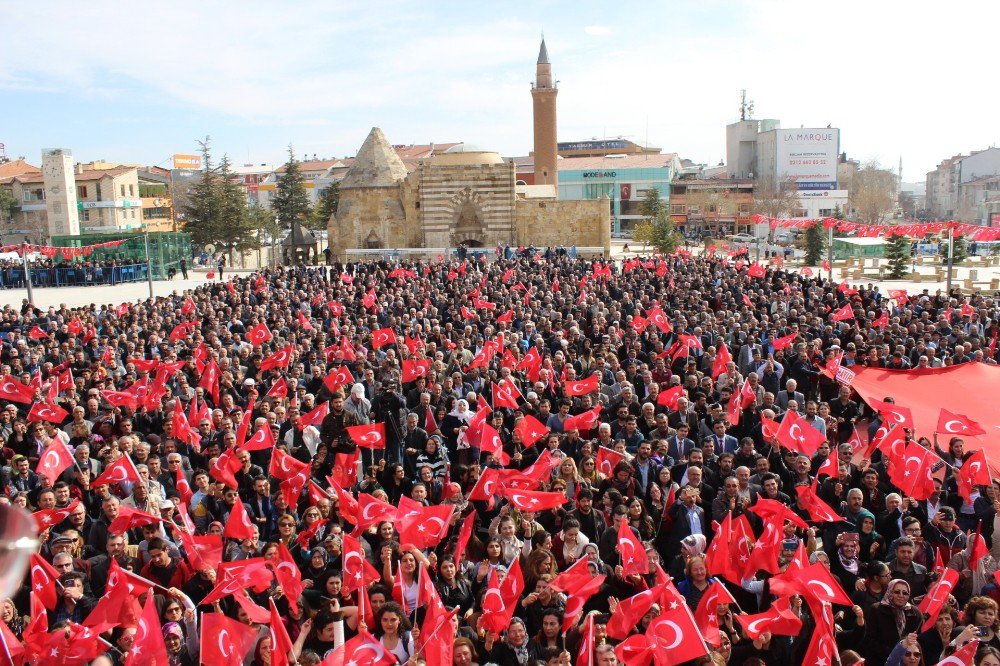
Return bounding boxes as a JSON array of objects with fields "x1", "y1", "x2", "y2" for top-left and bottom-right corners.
[{"x1": 328, "y1": 38, "x2": 610, "y2": 259}]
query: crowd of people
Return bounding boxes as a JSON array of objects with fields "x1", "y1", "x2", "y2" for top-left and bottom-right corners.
[{"x1": 5, "y1": 250, "x2": 1000, "y2": 666}]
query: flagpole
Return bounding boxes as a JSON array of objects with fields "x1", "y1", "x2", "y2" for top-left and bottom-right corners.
[{"x1": 21, "y1": 243, "x2": 34, "y2": 308}]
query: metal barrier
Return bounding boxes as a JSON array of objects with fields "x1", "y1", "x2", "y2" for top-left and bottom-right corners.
[
  {"x1": 343, "y1": 246, "x2": 609, "y2": 261},
  {"x1": 0, "y1": 264, "x2": 150, "y2": 289}
]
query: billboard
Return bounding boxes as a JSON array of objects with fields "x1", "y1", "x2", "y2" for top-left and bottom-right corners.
[
  {"x1": 172, "y1": 154, "x2": 202, "y2": 170},
  {"x1": 775, "y1": 129, "x2": 839, "y2": 190}
]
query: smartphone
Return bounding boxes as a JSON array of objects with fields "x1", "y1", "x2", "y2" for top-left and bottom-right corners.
[{"x1": 976, "y1": 626, "x2": 990, "y2": 638}]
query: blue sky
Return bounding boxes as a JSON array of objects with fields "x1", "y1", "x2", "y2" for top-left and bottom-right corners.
[{"x1": 2, "y1": 1, "x2": 997, "y2": 180}]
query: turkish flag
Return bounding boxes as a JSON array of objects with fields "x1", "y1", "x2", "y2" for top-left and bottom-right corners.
[
  {"x1": 475, "y1": 423, "x2": 509, "y2": 465},
  {"x1": 769, "y1": 561, "x2": 853, "y2": 608},
  {"x1": 347, "y1": 422, "x2": 386, "y2": 449},
  {"x1": 563, "y1": 405, "x2": 602, "y2": 434},
  {"x1": 298, "y1": 402, "x2": 329, "y2": 430},
  {"x1": 712, "y1": 341, "x2": 732, "y2": 379},
  {"x1": 747, "y1": 262, "x2": 766, "y2": 278},
  {"x1": 816, "y1": 449, "x2": 839, "y2": 479},
  {"x1": 27, "y1": 402, "x2": 69, "y2": 424},
  {"x1": 562, "y1": 572, "x2": 607, "y2": 632},
  {"x1": 101, "y1": 389, "x2": 140, "y2": 411},
  {"x1": 29, "y1": 326, "x2": 48, "y2": 340},
  {"x1": 596, "y1": 446, "x2": 624, "y2": 478},
  {"x1": 452, "y1": 512, "x2": 477, "y2": 571},
  {"x1": 770, "y1": 332, "x2": 798, "y2": 351},
  {"x1": 747, "y1": 498, "x2": 808, "y2": 530},
  {"x1": 502, "y1": 487, "x2": 567, "y2": 512},
  {"x1": 32, "y1": 499, "x2": 80, "y2": 533},
  {"x1": 513, "y1": 414, "x2": 548, "y2": 448},
  {"x1": 693, "y1": 580, "x2": 738, "y2": 646},
  {"x1": 126, "y1": 593, "x2": 169, "y2": 666},
  {"x1": 564, "y1": 373, "x2": 600, "y2": 397},
  {"x1": 178, "y1": 531, "x2": 222, "y2": 573},
  {"x1": 331, "y1": 450, "x2": 359, "y2": 488},
  {"x1": 735, "y1": 595, "x2": 803, "y2": 639},
  {"x1": 888, "y1": 442, "x2": 938, "y2": 501},
  {"x1": 619, "y1": 602, "x2": 709, "y2": 666},
  {"x1": 272, "y1": 542, "x2": 304, "y2": 614},
  {"x1": 645, "y1": 306, "x2": 672, "y2": 334},
  {"x1": 242, "y1": 425, "x2": 276, "y2": 452},
  {"x1": 259, "y1": 345, "x2": 293, "y2": 371},
  {"x1": 0, "y1": 376, "x2": 35, "y2": 403},
  {"x1": 801, "y1": 610, "x2": 839, "y2": 666},
  {"x1": 341, "y1": 532, "x2": 381, "y2": 595},
  {"x1": 326, "y1": 631, "x2": 396, "y2": 666},
  {"x1": 169, "y1": 321, "x2": 196, "y2": 341},
  {"x1": 492, "y1": 380, "x2": 521, "y2": 409},
  {"x1": 398, "y1": 499, "x2": 454, "y2": 550},
  {"x1": 323, "y1": 366, "x2": 355, "y2": 394},
  {"x1": 607, "y1": 585, "x2": 662, "y2": 640},
  {"x1": 617, "y1": 516, "x2": 649, "y2": 576},
  {"x1": 919, "y1": 567, "x2": 959, "y2": 631},
  {"x1": 401, "y1": 359, "x2": 431, "y2": 383},
  {"x1": 873, "y1": 310, "x2": 890, "y2": 329},
  {"x1": 725, "y1": 391, "x2": 742, "y2": 427},
  {"x1": 657, "y1": 385, "x2": 684, "y2": 409},
  {"x1": 109, "y1": 506, "x2": 164, "y2": 536},
  {"x1": 516, "y1": 346, "x2": 543, "y2": 382},
  {"x1": 198, "y1": 358, "x2": 221, "y2": 405},
  {"x1": 775, "y1": 409, "x2": 826, "y2": 457},
  {"x1": 68, "y1": 316, "x2": 83, "y2": 335},
  {"x1": 261, "y1": 377, "x2": 288, "y2": 400},
  {"x1": 830, "y1": 303, "x2": 855, "y2": 321},
  {"x1": 796, "y1": 481, "x2": 845, "y2": 523},
  {"x1": 269, "y1": 448, "x2": 309, "y2": 481},
  {"x1": 223, "y1": 496, "x2": 256, "y2": 541},
  {"x1": 35, "y1": 440, "x2": 74, "y2": 485},
  {"x1": 354, "y1": 493, "x2": 396, "y2": 532},
  {"x1": 937, "y1": 408, "x2": 986, "y2": 436},
  {"x1": 200, "y1": 613, "x2": 259, "y2": 666},
  {"x1": 371, "y1": 327, "x2": 396, "y2": 349},
  {"x1": 267, "y1": 599, "x2": 295, "y2": 666},
  {"x1": 92, "y1": 454, "x2": 141, "y2": 488},
  {"x1": 30, "y1": 553, "x2": 60, "y2": 610},
  {"x1": 957, "y1": 448, "x2": 992, "y2": 501},
  {"x1": 296, "y1": 310, "x2": 313, "y2": 331},
  {"x1": 867, "y1": 397, "x2": 915, "y2": 430}
]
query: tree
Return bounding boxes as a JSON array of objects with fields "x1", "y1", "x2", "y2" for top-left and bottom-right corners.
[
  {"x1": 803, "y1": 221, "x2": 826, "y2": 266},
  {"x1": 0, "y1": 186, "x2": 18, "y2": 224},
  {"x1": 951, "y1": 233, "x2": 968, "y2": 265},
  {"x1": 309, "y1": 182, "x2": 339, "y2": 230},
  {"x1": 885, "y1": 230, "x2": 910, "y2": 279},
  {"x1": 847, "y1": 160, "x2": 897, "y2": 225},
  {"x1": 183, "y1": 137, "x2": 260, "y2": 260},
  {"x1": 633, "y1": 187, "x2": 681, "y2": 255},
  {"x1": 271, "y1": 146, "x2": 312, "y2": 232}
]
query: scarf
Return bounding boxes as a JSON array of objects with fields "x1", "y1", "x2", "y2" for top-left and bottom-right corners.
[
  {"x1": 837, "y1": 549, "x2": 859, "y2": 575},
  {"x1": 448, "y1": 400, "x2": 473, "y2": 423},
  {"x1": 880, "y1": 578, "x2": 911, "y2": 636}
]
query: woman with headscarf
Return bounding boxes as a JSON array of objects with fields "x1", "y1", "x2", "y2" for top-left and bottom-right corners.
[
  {"x1": 864, "y1": 578, "x2": 923, "y2": 664},
  {"x1": 667, "y1": 534, "x2": 706, "y2": 580},
  {"x1": 830, "y1": 531, "x2": 863, "y2": 593},
  {"x1": 855, "y1": 510, "x2": 884, "y2": 564},
  {"x1": 484, "y1": 617, "x2": 541, "y2": 665},
  {"x1": 441, "y1": 399, "x2": 474, "y2": 464}
]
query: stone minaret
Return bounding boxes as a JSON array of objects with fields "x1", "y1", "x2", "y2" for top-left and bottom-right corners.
[{"x1": 531, "y1": 36, "x2": 558, "y2": 189}]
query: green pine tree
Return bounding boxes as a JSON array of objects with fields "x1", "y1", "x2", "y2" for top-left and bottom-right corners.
[
  {"x1": 633, "y1": 187, "x2": 681, "y2": 255},
  {"x1": 309, "y1": 182, "x2": 339, "y2": 230},
  {"x1": 0, "y1": 186, "x2": 18, "y2": 224},
  {"x1": 218, "y1": 156, "x2": 260, "y2": 258},
  {"x1": 272, "y1": 146, "x2": 312, "y2": 232},
  {"x1": 804, "y1": 221, "x2": 826, "y2": 266},
  {"x1": 183, "y1": 137, "x2": 227, "y2": 250},
  {"x1": 951, "y1": 234, "x2": 968, "y2": 265},
  {"x1": 885, "y1": 231, "x2": 910, "y2": 279}
]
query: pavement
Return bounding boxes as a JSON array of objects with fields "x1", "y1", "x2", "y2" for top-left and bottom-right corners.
[{"x1": 1, "y1": 270, "x2": 255, "y2": 310}]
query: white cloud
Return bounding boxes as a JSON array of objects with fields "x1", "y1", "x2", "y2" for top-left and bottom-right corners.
[{"x1": 584, "y1": 25, "x2": 612, "y2": 36}]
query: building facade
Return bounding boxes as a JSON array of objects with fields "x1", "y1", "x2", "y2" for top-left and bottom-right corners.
[
  {"x1": 669, "y1": 178, "x2": 755, "y2": 236},
  {"x1": 557, "y1": 154, "x2": 681, "y2": 233},
  {"x1": 926, "y1": 149, "x2": 1000, "y2": 222}
]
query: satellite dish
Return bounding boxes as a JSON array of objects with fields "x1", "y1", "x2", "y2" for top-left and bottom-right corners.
[{"x1": 205, "y1": 243, "x2": 216, "y2": 254}]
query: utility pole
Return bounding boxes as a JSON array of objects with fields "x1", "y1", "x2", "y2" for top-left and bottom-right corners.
[
  {"x1": 143, "y1": 231, "x2": 154, "y2": 299},
  {"x1": 946, "y1": 226, "x2": 954, "y2": 294},
  {"x1": 21, "y1": 243, "x2": 33, "y2": 307}
]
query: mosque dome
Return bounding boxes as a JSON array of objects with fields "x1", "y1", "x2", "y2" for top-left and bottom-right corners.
[{"x1": 431, "y1": 143, "x2": 505, "y2": 166}]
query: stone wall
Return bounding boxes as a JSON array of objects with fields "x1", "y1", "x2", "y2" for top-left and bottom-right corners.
[
  {"x1": 514, "y1": 199, "x2": 610, "y2": 255},
  {"x1": 420, "y1": 163, "x2": 516, "y2": 248},
  {"x1": 330, "y1": 185, "x2": 412, "y2": 259}
]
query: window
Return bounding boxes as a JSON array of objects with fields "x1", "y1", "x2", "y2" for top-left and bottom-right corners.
[
  {"x1": 671, "y1": 204, "x2": 686, "y2": 214},
  {"x1": 819, "y1": 208, "x2": 834, "y2": 217},
  {"x1": 130, "y1": 209, "x2": 136, "y2": 219},
  {"x1": 120, "y1": 184, "x2": 126, "y2": 197},
  {"x1": 95, "y1": 184, "x2": 102, "y2": 201},
  {"x1": 739, "y1": 203, "x2": 751, "y2": 213},
  {"x1": 23, "y1": 189, "x2": 44, "y2": 202},
  {"x1": 77, "y1": 186, "x2": 88, "y2": 199},
  {"x1": 128, "y1": 184, "x2": 134, "y2": 197},
  {"x1": 81, "y1": 210, "x2": 90, "y2": 222}
]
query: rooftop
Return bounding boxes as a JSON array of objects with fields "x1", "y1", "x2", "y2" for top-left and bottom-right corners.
[
  {"x1": 557, "y1": 153, "x2": 679, "y2": 171},
  {"x1": 0, "y1": 160, "x2": 40, "y2": 179}
]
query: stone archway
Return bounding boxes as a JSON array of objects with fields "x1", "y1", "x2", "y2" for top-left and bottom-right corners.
[
  {"x1": 449, "y1": 188, "x2": 485, "y2": 246},
  {"x1": 363, "y1": 230, "x2": 383, "y2": 249}
]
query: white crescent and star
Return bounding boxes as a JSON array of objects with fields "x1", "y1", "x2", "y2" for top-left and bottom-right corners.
[
  {"x1": 655, "y1": 619, "x2": 684, "y2": 650},
  {"x1": 218, "y1": 629, "x2": 233, "y2": 658}
]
